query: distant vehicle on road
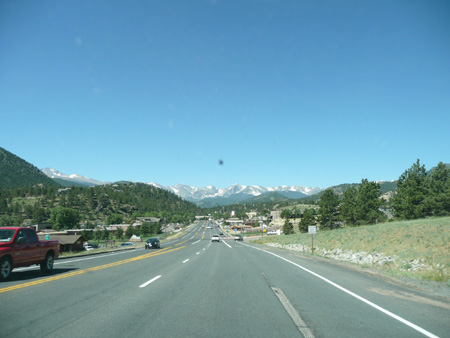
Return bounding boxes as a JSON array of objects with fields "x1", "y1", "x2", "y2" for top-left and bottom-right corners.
[
  {"x1": 121, "y1": 242, "x2": 135, "y2": 247},
  {"x1": 234, "y1": 235, "x2": 243, "y2": 241},
  {"x1": 211, "y1": 235, "x2": 220, "y2": 242},
  {"x1": 145, "y1": 238, "x2": 160, "y2": 249},
  {"x1": 84, "y1": 242, "x2": 98, "y2": 250},
  {"x1": 0, "y1": 227, "x2": 60, "y2": 281},
  {"x1": 267, "y1": 230, "x2": 277, "y2": 235}
]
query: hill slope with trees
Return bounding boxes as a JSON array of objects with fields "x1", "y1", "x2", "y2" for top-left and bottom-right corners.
[
  {"x1": 0, "y1": 148, "x2": 200, "y2": 228},
  {"x1": 0, "y1": 147, "x2": 59, "y2": 188}
]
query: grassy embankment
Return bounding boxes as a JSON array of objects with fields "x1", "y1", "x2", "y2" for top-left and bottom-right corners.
[{"x1": 253, "y1": 217, "x2": 450, "y2": 283}]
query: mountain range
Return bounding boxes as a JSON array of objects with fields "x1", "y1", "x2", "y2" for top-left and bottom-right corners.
[
  {"x1": 41, "y1": 168, "x2": 323, "y2": 207},
  {"x1": 2, "y1": 147, "x2": 447, "y2": 209},
  {"x1": 149, "y1": 182, "x2": 323, "y2": 207},
  {"x1": 42, "y1": 168, "x2": 107, "y2": 187}
]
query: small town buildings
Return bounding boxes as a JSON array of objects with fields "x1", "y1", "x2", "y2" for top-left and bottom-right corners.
[
  {"x1": 226, "y1": 217, "x2": 244, "y2": 227},
  {"x1": 230, "y1": 224, "x2": 253, "y2": 231},
  {"x1": 130, "y1": 217, "x2": 162, "y2": 226},
  {"x1": 38, "y1": 234, "x2": 86, "y2": 253},
  {"x1": 108, "y1": 224, "x2": 131, "y2": 233}
]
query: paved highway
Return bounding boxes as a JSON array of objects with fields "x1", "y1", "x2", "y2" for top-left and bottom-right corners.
[{"x1": 1, "y1": 221, "x2": 449, "y2": 338}]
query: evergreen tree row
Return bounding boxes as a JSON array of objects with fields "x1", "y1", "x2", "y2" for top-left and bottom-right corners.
[
  {"x1": 316, "y1": 179, "x2": 385, "y2": 230},
  {"x1": 311, "y1": 160, "x2": 450, "y2": 231},
  {"x1": 392, "y1": 160, "x2": 450, "y2": 219}
]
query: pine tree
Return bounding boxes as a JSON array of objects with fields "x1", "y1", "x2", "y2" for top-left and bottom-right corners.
[
  {"x1": 283, "y1": 219, "x2": 294, "y2": 235},
  {"x1": 318, "y1": 188, "x2": 339, "y2": 229},
  {"x1": 426, "y1": 162, "x2": 450, "y2": 216},
  {"x1": 340, "y1": 186, "x2": 357, "y2": 226},
  {"x1": 125, "y1": 225, "x2": 134, "y2": 239},
  {"x1": 355, "y1": 179, "x2": 384, "y2": 225},
  {"x1": 393, "y1": 159, "x2": 430, "y2": 219},
  {"x1": 299, "y1": 208, "x2": 316, "y2": 232},
  {"x1": 116, "y1": 227, "x2": 124, "y2": 240}
]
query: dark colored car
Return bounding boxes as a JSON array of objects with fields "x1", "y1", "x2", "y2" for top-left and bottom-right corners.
[{"x1": 145, "y1": 238, "x2": 160, "y2": 249}]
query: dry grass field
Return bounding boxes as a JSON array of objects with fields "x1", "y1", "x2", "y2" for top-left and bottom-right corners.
[{"x1": 254, "y1": 217, "x2": 450, "y2": 283}]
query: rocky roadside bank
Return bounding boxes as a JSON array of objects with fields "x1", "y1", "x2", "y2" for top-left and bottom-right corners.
[{"x1": 265, "y1": 243, "x2": 435, "y2": 271}]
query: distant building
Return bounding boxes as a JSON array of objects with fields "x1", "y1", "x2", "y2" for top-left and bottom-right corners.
[
  {"x1": 131, "y1": 217, "x2": 162, "y2": 226},
  {"x1": 38, "y1": 234, "x2": 86, "y2": 253},
  {"x1": 31, "y1": 223, "x2": 54, "y2": 231},
  {"x1": 108, "y1": 224, "x2": 131, "y2": 232},
  {"x1": 230, "y1": 224, "x2": 253, "y2": 231},
  {"x1": 270, "y1": 211, "x2": 281, "y2": 220},
  {"x1": 226, "y1": 217, "x2": 244, "y2": 226},
  {"x1": 246, "y1": 212, "x2": 257, "y2": 219}
]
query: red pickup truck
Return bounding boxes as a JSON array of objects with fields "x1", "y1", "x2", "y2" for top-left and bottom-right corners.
[{"x1": 0, "y1": 227, "x2": 60, "y2": 281}]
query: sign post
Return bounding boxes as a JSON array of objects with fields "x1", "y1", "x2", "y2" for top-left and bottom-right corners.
[{"x1": 308, "y1": 226, "x2": 317, "y2": 253}]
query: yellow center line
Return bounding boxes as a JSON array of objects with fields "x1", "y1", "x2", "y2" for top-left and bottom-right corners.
[
  {"x1": 0, "y1": 246, "x2": 186, "y2": 294},
  {"x1": 175, "y1": 240, "x2": 189, "y2": 246}
]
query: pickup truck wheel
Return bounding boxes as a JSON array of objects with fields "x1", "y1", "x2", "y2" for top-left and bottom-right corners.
[
  {"x1": 0, "y1": 257, "x2": 12, "y2": 281},
  {"x1": 40, "y1": 253, "x2": 54, "y2": 273}
]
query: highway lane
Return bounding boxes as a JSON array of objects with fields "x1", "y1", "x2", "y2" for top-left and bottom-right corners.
[
  {"x1": 0, "y1": 221, "x2": 448, "y2": 338},
  {"x1": 234, "y1": 242, "x2": 449, "y2": 338}
]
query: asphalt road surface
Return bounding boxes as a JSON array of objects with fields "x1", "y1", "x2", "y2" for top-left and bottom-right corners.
[{"x1": 1, "y1": 221, "x2": 449, "y2": 338}]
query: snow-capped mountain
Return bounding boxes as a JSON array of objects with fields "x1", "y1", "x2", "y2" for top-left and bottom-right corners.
[
  {"x1": 42, "y1": 167, "x2": 322, "y2": 204},
  {"x1": 149, "y1": 182, "x2": 323, "y2": 202},
  {"x1": 42, "y1": 168, "x2": 107, "y2": 187}
]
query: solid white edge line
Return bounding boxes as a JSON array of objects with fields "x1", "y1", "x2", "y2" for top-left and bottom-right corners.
[
  {"x1": 139, "y1": 275, "x2": 161, "y2": 288},
  {"x1": 221, "y1": 240, "x2": 232, "y2": 248},
  {"x1": 241, "y1": 243, "x2": 439, "y2": 338}
]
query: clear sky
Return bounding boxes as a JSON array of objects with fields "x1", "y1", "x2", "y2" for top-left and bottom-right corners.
[{"x1": 1, "y1": 0, "x2": 449, "y2": 189}]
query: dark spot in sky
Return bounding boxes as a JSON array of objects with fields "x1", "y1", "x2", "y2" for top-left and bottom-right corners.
[{"x1": 219, "y1": 159, "x2": 224, "y2": 165}]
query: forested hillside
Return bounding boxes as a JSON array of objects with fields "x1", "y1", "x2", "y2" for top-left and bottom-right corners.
[
  {"x1": 0, "y1": 182, "x2": 199, "y2": 228},
  {"x1": 0, "y1": 148, "x2": 199, "y2": 228},
  {"x1": 0, "y1": 147, "x2": 59, "y2": 188}
]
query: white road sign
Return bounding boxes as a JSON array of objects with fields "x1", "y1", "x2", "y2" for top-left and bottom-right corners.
[{"x1": 308, "y1": 226, "x2": 317, "y2": 234}]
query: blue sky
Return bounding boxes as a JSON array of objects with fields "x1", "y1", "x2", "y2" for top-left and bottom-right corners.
[{"x1": 1, "y1": 0, "x2": 449, "y2": 189}]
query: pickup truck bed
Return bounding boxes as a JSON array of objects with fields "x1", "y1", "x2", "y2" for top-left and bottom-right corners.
[{"x1": 0, "y1": 227, "x2": 60, "y2": 281}]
